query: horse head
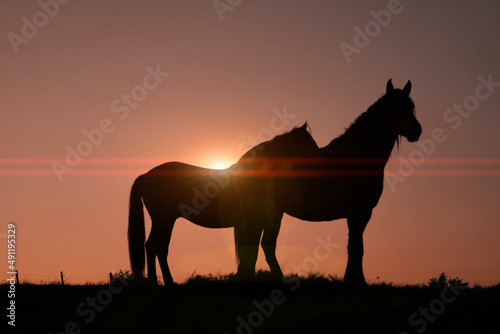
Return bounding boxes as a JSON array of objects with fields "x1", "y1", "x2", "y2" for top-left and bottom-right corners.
[{"x1": 384, "y1": 79, "x2": 422, "y2": 142}]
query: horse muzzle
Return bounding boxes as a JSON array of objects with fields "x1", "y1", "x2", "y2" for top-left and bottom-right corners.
[{"x1": 407, "y1": 123, "x2": 422, "y2": 142}]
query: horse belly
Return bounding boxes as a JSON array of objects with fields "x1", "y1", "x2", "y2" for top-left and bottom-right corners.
[
  {"x1": 287, "y1": 192, "x2": 348, "y2": 222},
  {"x1": 281, "y1": 176, "x2": 381, "y2": 222},
  {"x1": 184, "y1": 192, "x2": 241, "y2": 228},
  {"x1": 277, "y1": 177, "x2": 344, "y2": 221}
]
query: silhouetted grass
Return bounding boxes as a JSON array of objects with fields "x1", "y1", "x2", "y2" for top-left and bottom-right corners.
[{"x1": 2, "y1": 272, "x2": 499, "y2": 334}]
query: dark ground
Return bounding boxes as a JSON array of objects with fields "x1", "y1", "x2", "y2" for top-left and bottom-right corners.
[{"x1": 2, "y1": 273, "x2": 499, "y2": 334}]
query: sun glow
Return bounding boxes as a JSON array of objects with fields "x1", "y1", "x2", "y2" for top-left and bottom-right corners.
[{"x1": 207, "y1": 159, "x2": 233, "y2": 170}]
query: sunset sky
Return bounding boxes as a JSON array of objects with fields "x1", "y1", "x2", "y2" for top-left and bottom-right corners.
[{"x1": 1, "y1": 0, "x2": 499, "y2": 286}]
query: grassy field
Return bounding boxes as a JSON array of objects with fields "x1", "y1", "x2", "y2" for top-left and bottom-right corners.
[{"x1": 2, "y1": 272, "x2": 499, "y2": 334}]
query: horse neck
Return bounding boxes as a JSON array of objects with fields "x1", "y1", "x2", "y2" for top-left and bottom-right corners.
[{"x1": 323, "y1": 102, "x2": 397, "y2": 166}]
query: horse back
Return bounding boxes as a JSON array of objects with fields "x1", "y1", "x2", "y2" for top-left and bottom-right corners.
[{"x1": 140, "y1": 162, "x2": 240, "y2": 228}]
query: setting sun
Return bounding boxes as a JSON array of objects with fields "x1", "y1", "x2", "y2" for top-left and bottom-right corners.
[
  {"x1": 209, "y1": 161, "x2": 232, "y2": 170},
  {"x1": 203, "y1": 156, "x2": 234, "y2": 170}
]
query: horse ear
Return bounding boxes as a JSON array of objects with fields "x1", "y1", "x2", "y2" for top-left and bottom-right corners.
[
  {"x1": 386, "y1": 79, "x2": 394, "y2": 93},
  {"x1": 301, "y1": 121, "x2": 308, "y2": 129},
  {"x1": 403, "y1": 80, "x2": 412, "y2": 96}
]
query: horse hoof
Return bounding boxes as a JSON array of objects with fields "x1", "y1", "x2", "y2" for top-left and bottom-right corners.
[
  {"x1": 144, "y1": 277, "x2": 159, "y2": 286},
  {"x1": 344, "y1": 280, "x2": 368, "y2": 288},
  {"x1": 234, "y1": 271, "x2": 255, "y2": 282},
  {"x1": 343, "y1": 275, "x2": 368, "y2": 288}
]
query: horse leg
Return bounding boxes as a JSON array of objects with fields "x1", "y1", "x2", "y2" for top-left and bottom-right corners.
[
  {"x1": 261, "y1": 213, "x2": 284, "y2": 278},
  {"x1": 156, "y1": 220, "x2": 175, "y2": 285},
  {"x1": 235, "y1": 217, "x2": 263, "y2": 279},
  {"x1": 145, "y1": 221, "x2": 160, "y2": 284},
  {"x1": 344, "y1": 210, "x2": 372, "y2": 286},
  {"x1": 146, "y1": 218, "x2": 175, "y2": 285}
]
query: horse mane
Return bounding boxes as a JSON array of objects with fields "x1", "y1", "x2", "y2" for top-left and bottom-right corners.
[
  {"x1": 341, "y1": 96, "x2": 387, "y2": 139},
  {"x1": 271, "y1": 122, "x2": 313, "y2": 141},
  {"x1": 238, "y1": 122, "x2": 318, "y2": 162}
]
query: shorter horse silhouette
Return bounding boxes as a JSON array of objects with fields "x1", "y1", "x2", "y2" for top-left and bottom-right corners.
[
  {"x1": 128, "y1": 123, "x2": 317, "y2": 284},
  {"x1": 128, "y1": 79, "x2": 421, "y2": 285}
]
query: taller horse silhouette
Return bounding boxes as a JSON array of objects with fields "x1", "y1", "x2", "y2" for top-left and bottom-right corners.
[{"x1": 128, "y1": 79, "x2": 421, "y2": 285}]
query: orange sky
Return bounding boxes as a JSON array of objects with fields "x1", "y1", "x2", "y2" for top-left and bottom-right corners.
[{"x1": 1, "y1": 0, "x2": 499, "y2": 286}]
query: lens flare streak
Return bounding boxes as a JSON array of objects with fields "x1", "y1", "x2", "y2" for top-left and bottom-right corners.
[{"x1": 1, "y1": 158, "x2": 500, "y2": 177}]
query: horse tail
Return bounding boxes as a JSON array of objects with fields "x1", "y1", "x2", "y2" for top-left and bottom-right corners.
[
  {"x1": 234, "y1": 225, "x2": 241, "y2": 268},
  {"x1": 128, "y1": 175, "x2": 146, "y2": 279}
]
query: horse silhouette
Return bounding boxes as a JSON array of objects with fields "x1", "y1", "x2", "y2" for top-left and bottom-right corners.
[
  {"x1": 128, "y1": 122, "x2": 317, "y2": 284},
  {"x1": 128, "y1": 79, "x2": 421, "y2": 285}
]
